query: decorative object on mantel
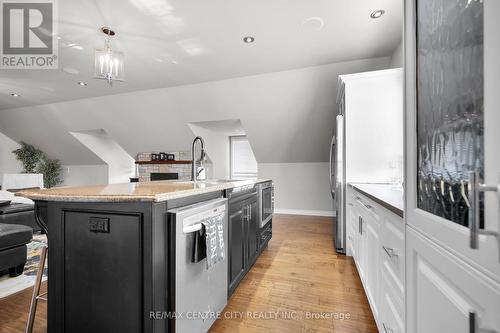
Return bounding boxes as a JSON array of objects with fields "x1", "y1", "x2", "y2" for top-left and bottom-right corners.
[
  {"x1": 94, "y1": 27, "x2": 124, "y2": 85},
  {"x1": 135, "y1": 160, "x2": 191, "y2": 165},
  {"x1": 12, "y1": 142, "x2": 63, "y2": 188},
  {"x1": 150, "y1": 152, "x2": 176, "y2": 161}
]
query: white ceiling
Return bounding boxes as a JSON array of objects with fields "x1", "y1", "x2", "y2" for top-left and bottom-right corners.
[{"x1": 0, "y1": 0, "x2": 403, "y2": 110}]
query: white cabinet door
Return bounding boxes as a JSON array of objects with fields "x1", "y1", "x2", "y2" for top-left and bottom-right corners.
[
  {"x1": 364, "y1": 214, "x2": 380, "y2": 319},
  {"x1": 407, "y1": 227, "x2": 500, "y2": 333},
  {"x1": 380, "y1": 266, "x2": 405, "y2": 333},
  {"x1": 357, "y1": 213, "x2": 367, "y2": 281},
  {"x1": 405, "y1": 0, "x2": 500, "y2": 281}
]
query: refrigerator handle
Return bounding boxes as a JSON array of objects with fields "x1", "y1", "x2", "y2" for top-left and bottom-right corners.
[{"x1": 329, "y1": 135, "x2": 336, "y2": 200}]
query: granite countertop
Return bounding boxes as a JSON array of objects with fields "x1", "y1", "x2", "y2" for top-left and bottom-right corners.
[
  {"x1": 17, "y1": 179, "x2": 271, "y2": 203},
  {"x1": 348, "y1": 183, "x2": 404, "y2": 218}
]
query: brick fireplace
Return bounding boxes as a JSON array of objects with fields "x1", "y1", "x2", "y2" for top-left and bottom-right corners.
[{"x1": 136, "y1": 151, "x2": 192, "y2": 182}]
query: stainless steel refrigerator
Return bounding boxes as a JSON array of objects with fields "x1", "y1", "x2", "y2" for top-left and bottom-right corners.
[
  {"x1": 330, "y1": 80, "x2": 346, "y2": 254},
  {"x1": 329, "y1": 69, "x2": 404, "y2": 254}
]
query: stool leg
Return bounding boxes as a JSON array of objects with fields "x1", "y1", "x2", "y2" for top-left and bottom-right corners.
[{"x1": 25, "y1": 246, "x2": 47, "y2": 333}]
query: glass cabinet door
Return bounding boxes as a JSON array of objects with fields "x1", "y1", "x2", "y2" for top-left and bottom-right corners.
[
  {"x1": 406, "y1": 0, "x2": 500, "y2": 278},
  {"x1": 416, "y1": 0, "x2": 484, "y2": 227}
]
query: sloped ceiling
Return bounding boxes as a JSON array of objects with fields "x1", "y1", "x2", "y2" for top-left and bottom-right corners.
[
  {"x1": 0, "y1": 0, "x2": 402, "y2": 109},
  {"x1": 0, "y1": 57, "x2": 391, "y2": 164}
]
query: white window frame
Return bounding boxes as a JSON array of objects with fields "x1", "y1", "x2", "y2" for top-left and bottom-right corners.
[{"x1": 229, "y1": 135, "x2": 258, "y2": 180}]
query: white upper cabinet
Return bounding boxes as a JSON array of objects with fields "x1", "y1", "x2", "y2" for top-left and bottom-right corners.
[
  {"x1": 405, "y1": 0, "x2": 500, "y2": 281},
  {"x1": 405, "y1": 0, "x2": 500, "y2": 332}
]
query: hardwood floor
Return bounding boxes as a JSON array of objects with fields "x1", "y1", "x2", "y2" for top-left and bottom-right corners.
[
  {"x1": 0, "y1": 214, "x2": 376, "y2": 333},
  {"x1": 0, "y1": 282, "x2": 46, "y2": 333},
  {"x1": 209, "y1": 214, "x2": 377, "y2": 333}
]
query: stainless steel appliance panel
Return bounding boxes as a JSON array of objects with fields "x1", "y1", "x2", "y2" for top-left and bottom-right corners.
[
  {"x1": 258, "y1": 181, "x2": 274, "y2": 228},
  {"x1": 169, "y1": 198, "x2": 228, "y2": 333}
]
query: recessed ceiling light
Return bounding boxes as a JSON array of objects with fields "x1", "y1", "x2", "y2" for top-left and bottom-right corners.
[
  {"x1": 370, "y1": 10, "x2": 385, "y2": 19},
  {"x1": 10, "y1": 93, "x2": 20, "y2": 97},
  {"x1": 243, "y1": 36, "x2": 255, "y2": 43},
  {"x1": 302, "y1": 17, "x2": 324, "y2": 31},
  {"x1": 77, "y1": 81, "x2": 87, "y2": 86}
]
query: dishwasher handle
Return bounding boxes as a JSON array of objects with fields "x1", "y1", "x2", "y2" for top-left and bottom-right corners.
[{"x1": 183, "y1": 223, "x2": 203, "y2": 234}]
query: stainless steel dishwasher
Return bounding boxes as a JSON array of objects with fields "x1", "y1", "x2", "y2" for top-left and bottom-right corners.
[{"x1": 168, "y1": 198, "x2": 228, "y2": 333}]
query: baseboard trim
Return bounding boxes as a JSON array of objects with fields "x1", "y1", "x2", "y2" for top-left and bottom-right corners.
[{"x1": 274, "y1": 209, "x2": 336, "y2": 217}]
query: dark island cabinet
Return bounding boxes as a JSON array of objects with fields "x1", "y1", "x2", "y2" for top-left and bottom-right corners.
[
  {"x1": 247, "y1": 196, "x2": 259, "y2": 267},
  {"x1": 64, "y1": 211, "x2": 143, "y2": 333},
  {"x1": 227, "y1": 187, "x2": 260, "y2": 297},
  {"x1": 228, "y1": 200, "x2": 247, "y2": 295},
  {"x1": 37, "y1": 191, "x2": 223, "y2": 333}
]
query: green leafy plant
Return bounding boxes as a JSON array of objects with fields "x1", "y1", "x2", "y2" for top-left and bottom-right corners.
[
  {"x1": 12, "y1": 142, "x2": 44, "y2": 173},
  {"x1": 12, "y1": 142, "x2": 63, "y2": 188},
  {"x1": 36, "y1": 157, "x2": 63, "y2": 188}
]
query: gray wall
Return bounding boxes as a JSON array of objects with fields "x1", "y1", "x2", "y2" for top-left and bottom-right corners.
[
  {"x1": 0, "y1": 132, "x2": 22, "y2": 174},
  {"x1": 0, "y1": 57, "x2": 391, "y2": 166},
  {"x1": 389, "y1": 39, "x2": 404, "y2": 68},
  {"x1": 259, "y1": 162, "x2": 333, "y2": 215},
  {"x1": 0, "y1": 57, "x2": 392, "y2": 211}
]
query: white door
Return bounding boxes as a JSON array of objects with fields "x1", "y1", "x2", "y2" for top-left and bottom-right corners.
[
  {"x1": 406, "y1": 227, "x2": 500, "y2": 333},
  {"x1": 405, "y1": 0, "x2": 500, "y2": 280}
]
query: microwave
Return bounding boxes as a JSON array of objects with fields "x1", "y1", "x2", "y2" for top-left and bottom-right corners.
[{"x1": 258, "y1": 182, "x2": 274, "y2": 228}]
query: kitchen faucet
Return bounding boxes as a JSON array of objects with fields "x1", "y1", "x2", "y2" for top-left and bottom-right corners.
[{"x1": 191, "y1": 136, "x2": 206, "y2": 181}]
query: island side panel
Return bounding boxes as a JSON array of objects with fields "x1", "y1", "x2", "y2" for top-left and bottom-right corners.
[
  {"x1": 39, "y1": 200, "x2": 161, "y2": 333},
  {"x1": 37, "y1": 190, "x2": 225, "y2": 333}
]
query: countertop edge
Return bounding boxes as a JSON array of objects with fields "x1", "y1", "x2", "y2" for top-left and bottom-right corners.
[
  {"x1": 348, "y1": 183, "x2": 404, "y2": 218},
  {"x1": 17, "y1": 179, "x2": 272, "y2": 203}
]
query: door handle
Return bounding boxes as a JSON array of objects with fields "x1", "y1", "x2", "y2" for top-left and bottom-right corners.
[
  {"x1": 358, "y1": 216, "x2": 363, "y2": 234},
  {"x1": 382, "y1": 246, "x2": 398, "y2": 259},
  {"x1": 242, "y1": 206, "x2": 248, "y2": 221},
  {"x1": 382, "y1": 323, "x2": 394, "y2": 333},
  {"x1": 468, "y1": 171, "x2": 500, "y2": 261},
  {"x1": 469, "y1": 311, "x2": 498, "y2": 333},
  {"x1": 329, "y1": 135, "x2": 336, "y2": 200}
]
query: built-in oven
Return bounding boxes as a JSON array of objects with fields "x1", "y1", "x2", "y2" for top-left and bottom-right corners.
[{"x1": 258, "y1": 181, "x2": 274, "y2": 228}]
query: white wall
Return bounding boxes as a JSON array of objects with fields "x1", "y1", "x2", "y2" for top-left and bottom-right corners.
[
  {"x1": 0, "y1": 132, "x2": 22, "y2": 174},
  {"x1": 0, "y1": 132, "x2": 106, "y2": 187},
  {"x1": 61, "y1": 165, "x2": 109, "y2": 187},
  {"x1": 70, "y1": 129, "x2": 135, "y2": 184},
  {"x1": 344, "y1": 69, "x2": 404, "y2": 184},
  {"x1": 258, "y1": 162, "x2": 333, "y2": 215},
  {"x1": 0, "y1": 57, "x2": 391, "y2": 167},
  {"x1": 389, "y1": 39, "x2": 403, "y2": 68}
]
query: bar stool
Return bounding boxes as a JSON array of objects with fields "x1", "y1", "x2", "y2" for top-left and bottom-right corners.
[{"x1": 25, "y1": 206, "x2": 48, "y2": 333}]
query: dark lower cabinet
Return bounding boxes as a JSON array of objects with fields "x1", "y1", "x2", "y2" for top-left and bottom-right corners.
[
  {"x1": 227, "y1": 188, "x2": 261, "y2": 297},
  {"x1": 64, "y1": 211, "x2": 142, "y2": 333},
  {"x1": 228, "y1": 204, "x2": 246, "y2": 295},
  {"x1": 247, "y1": 197, "x2": 259, "y2": 267}
]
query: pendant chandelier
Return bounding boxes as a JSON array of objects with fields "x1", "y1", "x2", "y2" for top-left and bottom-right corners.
[{"x1": 94, "y1": 27, "x2": 124, "y2": 85}]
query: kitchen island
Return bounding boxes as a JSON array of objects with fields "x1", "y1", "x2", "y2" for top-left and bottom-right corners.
[{"x1": 18, "y1": 179, "x2": 272, "y2": 333}]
